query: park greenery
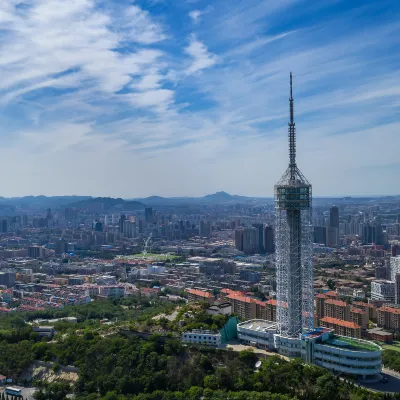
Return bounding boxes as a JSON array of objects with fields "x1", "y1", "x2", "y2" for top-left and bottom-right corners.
[
  {"x1": 28, "y1": 334, "x2": 394, "y2": 400},
  {"x1": 382, "y1": 349, "x2": 400, "y2": 372},
  {"x1": 0, "y1": 299, "x2": 399, "y2": 400}
]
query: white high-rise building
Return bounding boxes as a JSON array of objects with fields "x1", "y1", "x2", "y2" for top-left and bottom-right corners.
[
  {"x1": 371, "y1": 280, "x2": 395, "y2": 302},
  {"x1": 390, "y1": 256, "x2": 400, "y2": 281}
]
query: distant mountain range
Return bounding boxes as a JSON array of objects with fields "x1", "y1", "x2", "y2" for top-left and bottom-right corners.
[
  {"x1": 0, "y1": 192, "x2": 399, "y2": 210},
  {"x1": 0, "y1": 192, "x2": 259, "y2": 210},
  {"x1": 134, "y1": 191, "x2": 261, "y2": 205},
  {"x1": 68, "y1": 197, "x2": 145, "y2": 211}
]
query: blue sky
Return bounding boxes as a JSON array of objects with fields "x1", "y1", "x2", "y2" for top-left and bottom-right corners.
[{"x1": 0, "y1": 0, "x2": 399, "y2": 197}]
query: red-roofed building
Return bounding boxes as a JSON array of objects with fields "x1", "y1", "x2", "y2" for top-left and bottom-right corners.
[
  {"x1": 350, "y1": 308, "x2": 368, "y2": 330},
  {"x1": 325, "y1": 291, "x2": 339, "y2": 299},
  {"x1": 324, "y1": 299, "x2": 349, "y2": 321},
  {"x1": 140, "y1": 287, "x2": 160, "y2": 298},
  {"x1": 353, "y1": 301, "x2": 377, "y2": 322},
  {"x1": 187, "y1": 289, "x2": 214, "y2": 304},
  {"x1": 377, "y1": 306, "x2": 400, "y2": 331},
  {"x1": 315, "y1": 294, "x2": 328, "y2": 325},
  {"x1": 226, "y1": 293, "x2": 257, "y2": 320},
  {"x1": 265, "y1": 299, "x2": 277, "y2": 322},
  {"x1": 320, "y1": 317, "x2": 361, "y2": 338}
]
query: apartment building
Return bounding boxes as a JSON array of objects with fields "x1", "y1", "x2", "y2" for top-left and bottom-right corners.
[
  {"x1": 353, "y1": 301, "x2": 377, "y2": 322},
  {"x1": 225, "y1": 293, "x2": 274, "y2": 321},
  {"x1": 320, "y1": 317, "x2": 361, "y2": 339},
  {"x1": 377, "y1": 306, "x2": 400, "y2": 332},
  {"x1": 349, "y1": 308, "x2": 368, "y2": 330},
  {"x1": 315, "y1": 293, "x2": 327, "y2": 323},
  {"x1": 324, "y1": 299, "x2": 349, "y2": 321},
  {"x1": 226, "y1": 293, "x2": 257, "y2": 320},
  {"x1": 265, "y1": 299, "x2": 277, "y2": 322},
  {"x1": 187, "y1": 288, "x2": 214, "y2": 304}
]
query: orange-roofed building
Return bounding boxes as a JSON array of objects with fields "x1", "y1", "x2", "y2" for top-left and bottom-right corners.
[
  {"x1": 320, "y1": 317, "x2": 361, "y2": 338},
  {"x1": 353, "y1": 301, "x2": 377, "y2": 322},
  {"x1": 377, "y1": 306, "x2": 400, "y2": 331},
  {"x1": 315, "y1": 293, "x2": 328, "y2": 325},
  {"x1": 324, "y1": 299, "x2": 349, "y2": 321},
  {"x1": 324, "y1": 291, "x2": 339, "y2": 299},
  {"x1": 187, "y1": 289, "x2": 214, "y2": 304},
  {"x1": 226, "y1": 293, "x2": 271, "y2": 321},
  {"x1": 350, "y1": 308, "x2": 368, "y2": 330},
  {"x1": 226, "y1": 293, "x2": 257, "y2": 320},
  {"x1": 265, "y1": 299, "x2": 277, "y2": 322},
  {"x1": 220, "y1": 288, "x2": 242, "y2": 300}
]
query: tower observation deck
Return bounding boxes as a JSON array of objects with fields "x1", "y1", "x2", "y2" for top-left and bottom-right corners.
[{"x1": 275, "y1": 73, "x2": 314, "y2": 338}]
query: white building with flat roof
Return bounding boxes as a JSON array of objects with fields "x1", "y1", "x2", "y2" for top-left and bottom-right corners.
[{"x1": 182, "y1": 330, "x2": 221, "y2": 347}]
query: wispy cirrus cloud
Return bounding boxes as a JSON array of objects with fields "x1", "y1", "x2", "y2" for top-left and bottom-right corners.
[{"x1": 185, "y1": 34, "x2": 218, "y2": 74}]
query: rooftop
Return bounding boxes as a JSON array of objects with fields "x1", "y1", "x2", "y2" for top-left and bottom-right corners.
[
  {"x1": 325, "y1": 335, "x2": 381, "y2": 352},
  {"x1": 367, "y1": 327, "x2": 393, "y2": 336},
  {"x1": 324, "y1": 291, "x2": 339, "y2": 297},
  {"x1": 325, "y1": 299, "x2": 348, "y2": 307},
  {"x1": 350, "y1": 308, "x2": 367, "y2": 314},
  {"x1": 353, "y1": 301, "x2": 375, "y2": 309},
  {"x1": 302, "y1": 327, "x2": 333, "y2": 339},
  {"x1": 320, "y1": 317, "x2": 360, "y2": 329},
  {"x1": 238, "y1": 319, "x2": 276, "y2": 331},
  {"x1": 187, "y1": 288, "x2": 213, "y2": 298},
  {"x1": 378, "y1": 306, "x2": 400, "y2": 314}
]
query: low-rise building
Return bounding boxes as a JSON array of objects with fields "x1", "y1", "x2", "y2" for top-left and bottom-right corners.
[
  {"x1": 182, "y1": 330, "x2": 221, "y2": 347},
  {"x1": 98, "y1": 286, "x2": 125, "y2": 298},
  {"x1": 33, "y1": 326, "x2": 55, "y2": 338},
  {"x1": 206, "y1": 302, "x2": 232, "y2": 316},
  {"x1": 367, "y1": 327, "x2": 393, "y2": 343}
]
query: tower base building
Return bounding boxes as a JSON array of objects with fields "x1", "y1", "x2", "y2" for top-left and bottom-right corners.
[{"x1": 237, "y1": 320, "x2": 382, "y2": 380}]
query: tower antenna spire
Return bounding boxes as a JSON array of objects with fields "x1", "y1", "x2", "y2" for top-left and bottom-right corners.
[{"x1": 289, "y1": 72, "x2": 296, "y2": 179}]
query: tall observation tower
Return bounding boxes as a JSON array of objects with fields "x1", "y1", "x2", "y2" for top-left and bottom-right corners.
[{"x1": 275, "y1": 73, "x2": 314, "y2": 338}]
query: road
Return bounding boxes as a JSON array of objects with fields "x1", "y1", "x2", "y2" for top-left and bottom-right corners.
[{"x1": 358, "y1": 370, "x2": 400, "y2": 393}]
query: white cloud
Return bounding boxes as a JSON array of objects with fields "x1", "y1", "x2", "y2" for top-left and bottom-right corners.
[
  {"x1": 120, "y1": 5, "x2": 166, "y2": 44},
  {"x1": 185, "y1": 35, "x2": 218, "y2": 74},
  {"x1": 189, "y1": 10, "x2": 203, "y2": 23},
  {"x1": 127, "y1": 89, "x2": 174, "y2": 110},
  {"x1": 0, "y1": 0, "x2": 167, "y2": 99},
  {"x1": 0, "y1": 0, "x2": 399, "y2": 197},
  {"x1": 130, "y1": 70, "x2": 164, "y2": 91}
]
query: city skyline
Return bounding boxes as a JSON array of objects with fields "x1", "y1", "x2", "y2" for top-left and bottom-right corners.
[{"x1": 0, "y1": 0, "x2": 399, "y2": 197}]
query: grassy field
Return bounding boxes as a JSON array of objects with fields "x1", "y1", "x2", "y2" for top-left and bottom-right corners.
[
  {"x1": 381, "y1": 342, "x2": 400, "y2": 353},
  {"x1": 118, "y1": 253, "x2": 181, "y2": 261}
]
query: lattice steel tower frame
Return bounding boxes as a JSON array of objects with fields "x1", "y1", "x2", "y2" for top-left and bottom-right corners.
[{"x1": 275, "y1": 73, "x2": 314, "y2": 338}]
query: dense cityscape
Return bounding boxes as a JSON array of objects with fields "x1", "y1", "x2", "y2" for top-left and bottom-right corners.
[
  {"x1": 1, "y1": 0, "x2": 399, "y2": 398},
  {"x1": 0, "y1": 76, "x2": 399, "y2": 400}
]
